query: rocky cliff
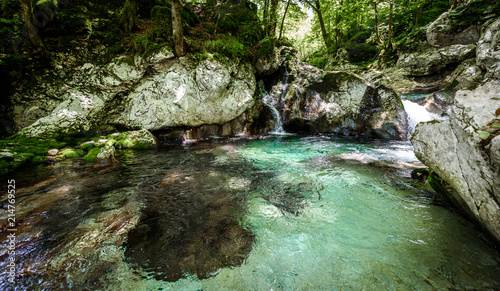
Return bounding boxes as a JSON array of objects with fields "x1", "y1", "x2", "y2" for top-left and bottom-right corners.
[{"x1": 411, "y1": 15, "x2": 500, "y2": 244}]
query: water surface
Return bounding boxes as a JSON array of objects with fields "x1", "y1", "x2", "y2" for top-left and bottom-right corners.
[{"x1": 1, "y1": 135, "x2": 499, "y2": 290}]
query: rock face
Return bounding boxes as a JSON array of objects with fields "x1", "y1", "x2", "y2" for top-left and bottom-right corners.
[
  {"x1": 397, "y1": 44, "x2": 476, "y2": 76},
  {"x1": 267, "y1": 62, "x2": 408, "y2": 139},
  {"x1": 477, "y1": 18, "x2": 500, "y2": 80},
  {"x1": 442, "y1": 58, "x2": 484, "y2": 90},
  {"x1": 427, "y1": 12, "x2": 482, "y2": 47},
  {"x1": 112, "y1": 57, "x2": 255, "y2": 131},
  {"x1": 15, "y1": 51, "x2": 256, "y2": 138},
  {"x1": 411, "y1": 81, "x2": 500, "y2": 244}
]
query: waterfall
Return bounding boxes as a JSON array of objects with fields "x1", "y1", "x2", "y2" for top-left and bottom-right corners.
[
  {"x1": 260, "y1": 68, "x2": 292, "y2": 135},
  {"x1": 403, "y1": 100, "x2": 445, "y2": 134}
]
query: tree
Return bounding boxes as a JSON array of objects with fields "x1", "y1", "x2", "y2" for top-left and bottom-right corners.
[
  {"x1": 172, "y1": 0, "x2": 184, "y2": 56},
  {"x1": 302, "y1": 0, "x2": 331, "y2": 48},
  {"x1": 19, "y1": 0, "x2": 45, "y2": 52},
  {"x1": 121, "y1": 0, "x2": 137, "y2": 34},
  {"x1": 278, "y1": 0, "x2": 291, "y2": 40}
]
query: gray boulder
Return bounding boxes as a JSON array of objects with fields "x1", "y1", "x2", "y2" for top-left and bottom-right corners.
[
  {"x1": 411, "y1": 81, "x2": 500, "y2": 244},
  {"x1": 477, "y1": 18, "x2": 500, "y2": 80},
  {"x1": 397, "y1": 44, "x2": 476, "y2": 76},
  {"x1": 427, "y1": 12, "x2": 482, "y2": 47},
  {"x1": 270, "y1": 62, "x2": 408, "y2": 139},
  {"x1": 442, "y1": 58, "x2": 484, "y2": 90},
  {"x1": 112, "y1": 56, "x2": 256, "y2": 130}
]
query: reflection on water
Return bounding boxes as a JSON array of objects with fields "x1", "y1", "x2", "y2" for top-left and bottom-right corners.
[{"x1": 1, "y1": 134, "x2": 500, "y2": 290}]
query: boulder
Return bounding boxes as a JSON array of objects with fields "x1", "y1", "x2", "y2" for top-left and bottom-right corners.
[
  {"x1": 477, "y1": 18, "x2": 500, "y2": 80},
  {"x1": 270, "y1": 61, "x2": 408, "y2": 139},
  {"x1": 112, "y1": 56, "x2": 256, "y2": 131},
  {"x1": 411, "y1": 80, "x2": 500, "y2": 244},
  {"x1": 427, "y1": 12, "x2": 482, "y2": 47},
  {"x1": 109, "y1": 129, "x2": 158, "y2": 149},
  {"x1": 397, "y1": 44, "x2": 476, "y2": 76},
  {"x1": 254, "y1": 47, "x2": 283, "y2": 76},
  {"x1": 442, "y1": 58, "x2": 484, "y2": 90},
  {"x1": 17, "y1": 109, "x2": 90, "y2": 139}
]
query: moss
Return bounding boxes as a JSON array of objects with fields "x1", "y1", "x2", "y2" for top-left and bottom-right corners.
[
  {"x1": 427, "y1": 171, "x2": 456, "y2": 204},
  {"x1": 59, "y1": 148, "x2": 83, "y2": 158},
  {"x1": 80, "y1": 142, "x2": 96, "y2": 151},
  {"x1": 83, "y1": 148, "x2": 101, "y2": 163}
]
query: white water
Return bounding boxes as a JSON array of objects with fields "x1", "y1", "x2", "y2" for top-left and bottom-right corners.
[
  {"x1": 262, "y1": 69, "x2": 291, "y2": 135},
  {"x1": 403, "y1": 100, "x2": 445, "y2": 134}
]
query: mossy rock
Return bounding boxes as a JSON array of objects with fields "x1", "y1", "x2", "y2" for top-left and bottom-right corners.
[
  {"x1": 59, "y1": 148, "x2": 84, "y2": 158},
  {"x1": 83, "y1": 148, "x2": 101, "y2": 163},
  {"x1": 80, "y1": 142, "x2": 97, "y2": 151},
  {"x1": 427, "y1": 171, "x2": 457, "y2": 204}
]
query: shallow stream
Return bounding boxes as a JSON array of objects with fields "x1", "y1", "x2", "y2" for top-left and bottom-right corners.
[{"x1": 1, "y1": 135, "x2": 500, "y2": 290}]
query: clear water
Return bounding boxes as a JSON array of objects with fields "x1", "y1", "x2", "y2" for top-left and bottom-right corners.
[{"x1": 1, "y1": 135, "x2": 500, "y2": 290}]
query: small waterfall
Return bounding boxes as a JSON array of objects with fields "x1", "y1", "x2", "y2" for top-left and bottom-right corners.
[
  {"x1": 403, "y1": 100, "x2": 445, "y2": 134},
  {"x1": 260, "y1": 67, "x2": 292, "y2": 135}
]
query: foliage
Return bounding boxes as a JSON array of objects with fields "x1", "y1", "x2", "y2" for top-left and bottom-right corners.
[{"x1": 204, "y1": 35, "x2": 250, "y2": 59}]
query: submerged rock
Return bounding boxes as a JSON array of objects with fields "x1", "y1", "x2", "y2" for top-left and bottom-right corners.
[{"x1": 411, "y1": 80, "x2": 500, "y2": 244}]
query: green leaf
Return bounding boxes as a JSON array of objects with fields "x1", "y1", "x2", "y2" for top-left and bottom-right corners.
[{"x1": 478, "y1": 131, "x2": 491, "y2": 140}]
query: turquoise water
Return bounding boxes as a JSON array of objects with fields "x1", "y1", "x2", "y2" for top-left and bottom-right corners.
[{"x1": 1, "y1": 135, "x2": 500, "y2": 290}]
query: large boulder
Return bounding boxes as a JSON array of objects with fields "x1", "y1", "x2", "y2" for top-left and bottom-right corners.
[
  {"x1": 477, "y1": 18, "x2": 500, "y2": 80},
  {"x1": 269, "y1": 62, "x2": 408, "y2": 139},
  {"x1": 411, "y1": 81, "x2": 500, "y2": 244},
  {"x1": 441, "y1": 58, "x2": 484, "y2": 90},
  {"x1": 111, "y1": 56, "x2": 255, "y2": 130},
  {"x1": 426, "y1": 12, "x2": 482, "y2": 47},
  {"x1": 397, "y1": 44, "x2": 476, "y2": 76},
  {"x1": 15, "y1": 53, "x2": 256, "y2": 138}
]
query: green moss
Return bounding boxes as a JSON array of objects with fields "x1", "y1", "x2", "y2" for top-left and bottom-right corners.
[
  {"x1": 59, "y1": 148, "x2": 83, "y2": 158},
  {"x1": 80, "y1": 142, "x2": 96, "y2": 151},
  {"x1": 83, "y1": 148, "x2": 101, "y2": 163},
  {"x1": 427, "y1": 171, "x2": 456, "y2": 204}
]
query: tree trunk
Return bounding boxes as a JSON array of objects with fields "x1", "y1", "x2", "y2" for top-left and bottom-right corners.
[
  {"x1": 268, "y1": 0, "x2": 279, "y2": 38},
  {"x1": 314, "y1": 0, "x2": 331, "y2": 48},
  {"x1": 279, "y1": 0, "x2": 291, "y2": 40},
  {"x1": 20, "y1": 0, "x2": 45, "y2": 52},
  {"x1": 171, "y1": 0, "x2": 184, "y2": 57},
  {"x1": 373, "y1": 0, "x2": 381, "y2": 45},
  {"x1": 387, "y1": 2, "x2": 393, "y2": 51},
  {"x1": 263, "y1": 0, "x2": 269, "y2": 35}
]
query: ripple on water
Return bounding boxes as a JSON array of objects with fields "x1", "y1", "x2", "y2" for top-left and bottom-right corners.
[{"x1": 0, "y1": 135, "x2": 499, "y2": 290}]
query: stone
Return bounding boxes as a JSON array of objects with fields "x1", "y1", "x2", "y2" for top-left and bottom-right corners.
[
  {"x1": 442, "y1": 58, "x2": 484, "y2": 90},
  {"x1": 83, "y1": 146, "x2": 117, "y2": 165},
  {"x1": 17, "y1": 109, "x2": 90, "y2": 139},
  {"x1": 477, "y1": 18, "x2": 500, "y2": 80},
  {"x1": 113, "y1": 57, "x2": 256, "y2": 131},
  {"x1": 397, "y1": 44, "x2": 476, "y2": 76},
  {"x1": 255, "y1": 47, "x2": 283, "y2": 76},
  {"x1": 111, "y1": 129, "x2": 158, "y2": 149},
  {"x1": 271, "y1": 61, "x2": 408, "y2": 139},
  {"x1": 426, "y1": 12, "x2": 482, "y2": 47},
  {"x1": 411, "y1": 80, "x2": 500, "y2": 244}
]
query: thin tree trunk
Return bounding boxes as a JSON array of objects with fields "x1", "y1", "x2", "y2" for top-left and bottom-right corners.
[
  {"x1": 20, "y1": 0, "x2": 45, "y2": 52},
  {"x1": 268, "y1": 0, "x2": 278, "y2": 38},
  {"x1": 263, "y1": 0, "x2": 269, "y2": 35},
  {"x1": 387, "y1": 2, "x2": 393, "y2": 51},
  {"x1": 172, "y1": 0, "x2": 184, "y2": 57},
  {"x1": 279, "y1": 0, "x2": 291, "y2": 40},
  {"x1": 373, "y1": 0, "x2": 381, "y2": 45},
  {"x1": 314, "y1": 0, "x2": 331, "y2": 48}
]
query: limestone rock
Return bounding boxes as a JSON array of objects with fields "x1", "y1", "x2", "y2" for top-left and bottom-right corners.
[
  {"x1": 18, "y1": 109, "x2": 90, "y2": 139},
  {"x1": 271, "y1": 62, "x2": 408, "y2": 139},
  {"x1": 397, "y1": 44, "x2": 476, "y2": 76},
  {"x1": 113, "y1": 57, "x2": 256, "y2": 131},
  {"x1": 427, "y1": 12, "x2": 482, "y2": 47},
  {"x1": 442, "y1": 58, "x2": 484, "y2": 90},
  {"x1": 255, "y1": 47, "x2": 283, "y2": 76},
  {"x1": 109, "y1": 129, "x2": 158, "y2": 149},
  {"x1": 477, "y1": 18, "x2": 500, "y2": 80},
  {"x1": 411, "y1": 80, "x2": 500, "y2": 244}
]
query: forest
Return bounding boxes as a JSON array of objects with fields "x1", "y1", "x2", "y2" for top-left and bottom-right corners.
[{"x1": 0, "y1": 0, "x2": 474, "y2": 80}]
